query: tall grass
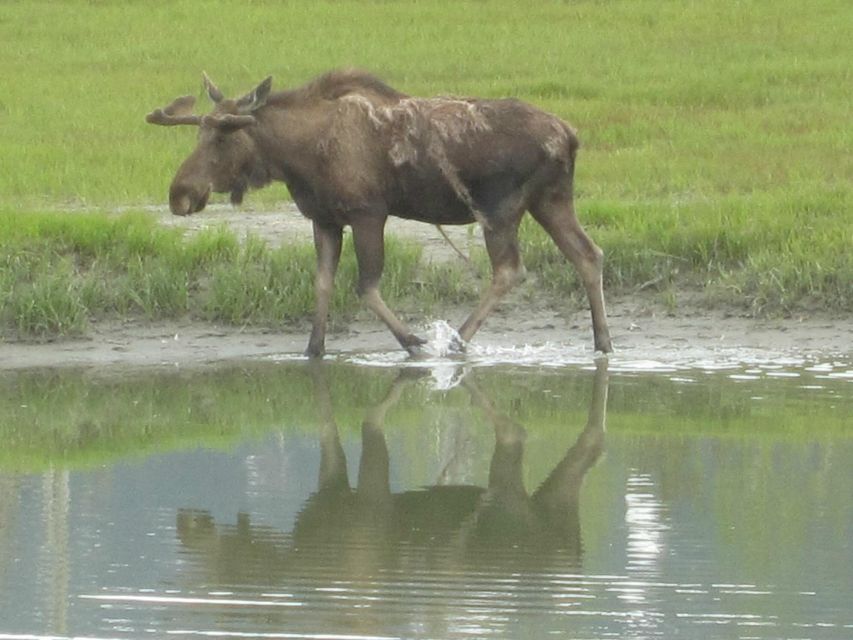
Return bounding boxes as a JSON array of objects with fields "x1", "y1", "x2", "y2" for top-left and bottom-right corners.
[
  {"x1": 0, "y1": 0, "x2": 851, "y2": 330},
  {"x1": 521, "y1": 186, "x2": 852, "y2": 314},
  {"x1": 0, "y1": 210, "x2": 478, "y2": 338}
]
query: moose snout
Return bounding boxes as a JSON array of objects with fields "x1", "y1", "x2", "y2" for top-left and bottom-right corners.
[{"x1": 169, "y1": 182, "x2": 211, "y2": 216}]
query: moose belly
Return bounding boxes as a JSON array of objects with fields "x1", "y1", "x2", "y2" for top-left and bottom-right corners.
[{"x1": 391, "y1": 166, "x2": 478, "y2": 225}]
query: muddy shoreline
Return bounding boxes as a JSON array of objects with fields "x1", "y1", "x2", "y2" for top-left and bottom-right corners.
[
  {"x1": 2, "y1": 207, "x2": 851, "y2": 371},
  {"x1": 2, "y1": 299, "x2": 849, "y2": 371}
]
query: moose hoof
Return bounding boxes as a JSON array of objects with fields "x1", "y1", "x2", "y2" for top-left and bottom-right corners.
[
  {"x1": 401, "y1": 334, "x2": 428, "y2": 356},
  {"x1": 304, "y1": 343, "x2": 326, "y2": 359},
  {"x1": 594, "y1": 342, "x2": 613, "y2": 355},
  {"x1": 594, "y1": 331, "x2": 613, "y2": 354},
  {"x1": 447, "y1": 333, "x2": 467, "y2": 355}
]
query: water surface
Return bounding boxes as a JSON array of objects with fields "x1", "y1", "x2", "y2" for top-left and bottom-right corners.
[{"x1": 0, "y1": 354, "x2": 850, "y2": 639}]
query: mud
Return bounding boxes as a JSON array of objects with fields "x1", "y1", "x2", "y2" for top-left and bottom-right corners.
[
  {"x1": 156, "y1": 202, "x2": 484, "y2": 263},
  {"x1": 2, "y1": 299, "x2": 849, "y2": 372}
]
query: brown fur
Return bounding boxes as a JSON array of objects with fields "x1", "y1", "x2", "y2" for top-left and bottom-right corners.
[
  {"x1": 147, "y1": 70, "x2": 612, "y2": 356},
  {"x1": 267, "y1": 68, "x2": 407, "y2": 106}
]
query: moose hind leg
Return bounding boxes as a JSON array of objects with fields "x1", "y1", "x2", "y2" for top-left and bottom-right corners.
[
  {"x1": 458, "y1": 225, "x2": 525, "y2": 343},
  {"x1": 530, "y1": 200, "x2": 612, "y2": 353},
  {"x1": 351, "y1": 218, "x2": 426, "y2": 353}
]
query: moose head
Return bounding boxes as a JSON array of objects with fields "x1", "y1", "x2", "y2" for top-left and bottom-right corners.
[{"x1": 146, "y1": 74, "x2": 273, "y2": 216}]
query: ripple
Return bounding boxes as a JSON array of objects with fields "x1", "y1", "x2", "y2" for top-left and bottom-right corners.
[{"x1": 344, "y1": 324, "x2": 852, "y2": 389}]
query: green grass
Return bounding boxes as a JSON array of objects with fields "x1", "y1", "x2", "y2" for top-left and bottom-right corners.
[
  {"x1": 0, "y1": 209, "x2": 478, "y2": 337},
  {"x1": 1, "y1": 0, "x2": 851, "y2": 334},
  {"x1": 522, "y1": 186, "x2": 853, "y2": 314}
]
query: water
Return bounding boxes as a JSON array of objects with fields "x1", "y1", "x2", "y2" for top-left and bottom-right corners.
[{"x1": 0, "y1": 351, "x2": 850, "y2": 639}]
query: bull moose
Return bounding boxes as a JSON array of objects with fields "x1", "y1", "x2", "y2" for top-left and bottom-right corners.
[{"x1": 147, "y1": 70, "x2": 612, "y2": 356}]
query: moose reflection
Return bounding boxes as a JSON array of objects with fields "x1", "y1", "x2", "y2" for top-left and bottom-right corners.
[{"x1": 177, "y1": 363, "x2": 608, "y2": 585}]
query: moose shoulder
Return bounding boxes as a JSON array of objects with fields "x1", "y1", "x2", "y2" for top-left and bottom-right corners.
[{"x1": 147, "y1": 70, "x2": 612, "y2": 356}]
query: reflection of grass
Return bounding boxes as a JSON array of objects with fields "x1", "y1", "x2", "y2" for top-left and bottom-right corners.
[
  {"x1": 1, "y1": 0, "x2": 851, "y2": 325},
  {"x1": 0, "y1": 363, "x2": 392, "y2": 471},
  {"x1": 0, "y1": 363, "x2": 848, "y2": 473}
]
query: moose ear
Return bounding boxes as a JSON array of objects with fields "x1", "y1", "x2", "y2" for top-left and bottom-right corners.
[
  {"x1": 202, "y1": 72, "x2": 224, "y2": 103},
  {"x1": 237, "y1": 76, "x2": 273, "y2": 114}
]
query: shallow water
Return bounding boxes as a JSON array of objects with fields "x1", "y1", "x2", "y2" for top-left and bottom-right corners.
[{"x1": 0, "y1": 352, "x2": 850, "y2": 639}]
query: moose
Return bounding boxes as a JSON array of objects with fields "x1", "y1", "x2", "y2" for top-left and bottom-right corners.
[{"x1": 147, "y1": 70, "x2": 612, "y2": 357}]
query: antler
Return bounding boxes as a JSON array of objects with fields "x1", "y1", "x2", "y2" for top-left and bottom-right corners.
[
  {"x1": 147, "y1": 74, "x2": 272, "y2": 128},
  {"x1": 202, "y1": 72, "x2": 224, "y2": 103},
  {"x1": 201, "y1": 114, "x2": 257, "y2": 130},
  {"x1": 145, "y1": 95, "x2": 201, "y2": 126}
]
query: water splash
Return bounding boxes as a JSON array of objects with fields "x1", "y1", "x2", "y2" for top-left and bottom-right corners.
[
  {"x1": 342, "y1": 320, "x2": 852, "y2": 378},
  {"x1": 428, "y1": 363, "x2": 467, "y2": 391},
  {"x1": 421, "y1": 320, "x2": 466, "y2": 358}
]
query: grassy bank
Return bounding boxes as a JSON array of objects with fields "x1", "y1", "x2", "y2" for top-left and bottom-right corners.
[
  {"x1": 2, "y1": 198, "x2": 849, "y2": 338},
  {"x1": 0, "y1": 210, "x2": 479, "y2": 338},
  {"x1": 1, "y1": 0, "x2": 851, "y2": 333},
  {"x1": 522, "y1": 186, "x2": 852, "y2": 314}
]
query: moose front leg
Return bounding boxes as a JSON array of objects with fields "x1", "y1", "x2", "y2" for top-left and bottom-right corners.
[
  {"x1": 351, "y1": 217, "x2": 427, "y2": 354},
  {"x1": 306, "y1": 222, "x2": 343, "y2": 358}
]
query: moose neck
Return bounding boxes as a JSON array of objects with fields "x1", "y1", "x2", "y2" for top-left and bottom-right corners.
[{"x1": 250, "y1": 101, "x2": 336, "y2": 190}]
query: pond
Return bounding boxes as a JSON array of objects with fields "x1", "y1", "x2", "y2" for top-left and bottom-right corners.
[{"x1": 0, "y1": 352, "x2": 850, "y2": 639}]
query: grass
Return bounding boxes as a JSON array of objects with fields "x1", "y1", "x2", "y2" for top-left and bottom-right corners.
[
  {"x1": 0, "y1": 209, "x2": 478, "y2": 337},
  {"x1": 0, "y1": 0, "x2": 851, "y2": 336},
  {"x1": 522, "y1": 186, "x2": 852, "y2": 314}
]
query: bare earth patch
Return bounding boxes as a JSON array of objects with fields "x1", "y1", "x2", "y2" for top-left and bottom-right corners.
[
  {"x1": 157, "y1": 203, "x2": 484, "y2": 263},
  {"x1": 2, "y1": 205, "x2": 850, "y2": 370}
]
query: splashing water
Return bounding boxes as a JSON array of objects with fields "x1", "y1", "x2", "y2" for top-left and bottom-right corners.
[
  {"x1": 342, "y1": 320, "x2": 851, "y2": 377},
  {"x1": 421, "y1": 320, "x2": 466, "y2": 358},
  {"x1": 428, "y1": 362, "x2": 467, "y2": 391}
]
